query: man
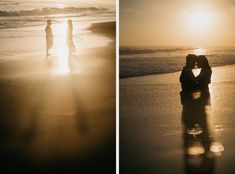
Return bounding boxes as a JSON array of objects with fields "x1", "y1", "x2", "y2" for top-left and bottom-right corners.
[
  {"x1": 180, "y1": 54, "x2": 197, "y2": 92},
  {"x1": 45, "y1": 20, "x2": 53, "y2": 58}
]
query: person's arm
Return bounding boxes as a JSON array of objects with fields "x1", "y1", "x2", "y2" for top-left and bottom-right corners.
[
  {"x1": 179, "y1": 68, "x2": 184, "y2": 83},
  {"x1": 186, "y1": 68, "x2": 196, "y2": 83}
]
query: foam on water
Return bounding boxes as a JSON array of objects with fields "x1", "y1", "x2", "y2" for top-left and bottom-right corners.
[
  {"x1": 0, "y1": 0, "x2": 115, "y2": 29},
  {"x1": 120, "y1": 46, "x2": 235, "y2": 78}
]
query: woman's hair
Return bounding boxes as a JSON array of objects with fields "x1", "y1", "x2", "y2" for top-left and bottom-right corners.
[{"x1": 198, "y1": 55, "x2": 211, "y2": 69}]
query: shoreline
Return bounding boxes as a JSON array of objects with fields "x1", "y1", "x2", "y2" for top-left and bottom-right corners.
[
  {"x1": 120, "y1": 63, "x2": 235, "y2": 174},
  {"x1": 120, "y1": 64, "x2": 235, "y2": 83},
  {"x1": 0, "y1": 19, "x2": 116, "y2": 76},
  {"x1": 0, "y1": 17, "x2": 116, "y2": 173}
]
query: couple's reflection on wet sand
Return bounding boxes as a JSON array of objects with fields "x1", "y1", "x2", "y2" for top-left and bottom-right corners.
[{"x1": 181, "y1": 90, "x2": 224, "y2": 174}]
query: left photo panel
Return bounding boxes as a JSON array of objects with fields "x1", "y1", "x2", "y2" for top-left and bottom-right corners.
[{"x1": 0, "y1": 0, "x2": 116, "y2": 173}]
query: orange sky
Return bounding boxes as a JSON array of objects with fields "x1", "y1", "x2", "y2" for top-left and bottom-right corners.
[{"x1": 120, "y1": 0, "x2": 235, "y2": 47}]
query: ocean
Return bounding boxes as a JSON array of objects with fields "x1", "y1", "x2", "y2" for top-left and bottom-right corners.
[
  {"x1": 0, "y1": 1, "x2": 115, "y2": 61},
  {"x1": 120, "y1": 46, "x2": 235, "y2": 78},
  {"x1": 0, "y1": 1, "x2": 115, "y2": 29}
]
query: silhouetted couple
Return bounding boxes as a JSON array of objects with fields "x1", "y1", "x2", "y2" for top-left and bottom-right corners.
[
  {"x1": 45, "y1": 19, "x2": 75, "y2": 58},
  {"x1": 180, "y1": 55, "x2": 219, "y2": 174},
  {"x1": 179, "y1": 54, "x2": 213, "y2": 145},
  {"x1": 180, "y1": 54, "x2": 212, "y2": 93}
]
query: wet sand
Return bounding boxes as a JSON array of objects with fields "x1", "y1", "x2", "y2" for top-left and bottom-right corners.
[
  {"x1": 0, "y1": 21, "x2": 115, "y2": 173},
  {"x1": 120, "y1": 65, "x2": 235, "y2": 174},
  {"x1": 89, "y1": 21, "x2": 115, "y2": 38}
]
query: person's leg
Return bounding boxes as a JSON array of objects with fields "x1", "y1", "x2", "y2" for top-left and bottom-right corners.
[{"x1": 45, "y1": 44, "x2": 49, "y2": 60}]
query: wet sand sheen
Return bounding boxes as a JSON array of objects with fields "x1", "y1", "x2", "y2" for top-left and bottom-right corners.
[
  {"x1": 120, "y1": 65, "x2": 235, "y2": 174},
  {"x1": 0, "y1": 22, "x2": 115, "y2": 173}
]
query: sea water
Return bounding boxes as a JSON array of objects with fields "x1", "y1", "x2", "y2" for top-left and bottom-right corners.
[
  {"x1": 0, "y1": 1, "x2": 115, "y2": 60},
  {"x1": 120, "y1": 46, "x2": 235, "y2": 78}
]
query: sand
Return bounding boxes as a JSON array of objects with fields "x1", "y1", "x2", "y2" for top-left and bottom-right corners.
[
  {"x1": 0, "y1": 21, "x2": 115, "y2": 173},
  {"x1": 120, "y1": 65, "x2": 235, "y2": 174},
  {"x1": 89, "y1": 21, "x2": 115, "y2": 38}
]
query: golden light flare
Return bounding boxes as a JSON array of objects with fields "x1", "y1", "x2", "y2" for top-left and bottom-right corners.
[
  {"x1": 187, "y1": 9, "x2": 215, "y2": 33},
  {"x1": 192, "y1": 68, "x2": 201, "y2": 77},
  {"x1": 187, "y1": 142, "x2": 205, "y2": 155},
  {"x1": 210, "y1": 141, "x2": 224, "y2": 155},
  {"x1": 52, "y1": 22, "x2": 70, "y2": 75},
  {"x1": 194, "y1": 47, "x2": 206, "y2": 56}
]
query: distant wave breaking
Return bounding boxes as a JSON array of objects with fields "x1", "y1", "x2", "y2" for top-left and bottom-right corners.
[
  {"x1": 120, "y1": 46, "x2": 192, "y2": 55},
  {"x1": 120, "y1": 47, "x2": 235, "y2": 78},
  {"x1": 0, "y1": 7, "x2": 110, "y2": 17}
]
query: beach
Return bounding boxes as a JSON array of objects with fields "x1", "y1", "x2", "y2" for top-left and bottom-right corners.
[
  {"x1": 120, "y1": 65, "x2": 235, "y2": 174},
  {"x1": 120, "y1": 47, "x2": 235, "y2": 78},
  {"x1": 0, "y1": 19, "x2": 116, "y2": 173}
]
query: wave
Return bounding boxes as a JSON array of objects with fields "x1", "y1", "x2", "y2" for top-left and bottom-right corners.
[
  {"x1": 120, "y1": 46, "x2": 192, "y2": 55},
  {"x1": 120, "y1": 47, "x2": 235, "y2": 78},
  {"x1": 0, "y1": 7, "x2": 110, "y2": 17}
]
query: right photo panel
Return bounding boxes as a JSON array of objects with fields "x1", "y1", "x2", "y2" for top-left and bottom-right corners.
[{"x1": 120, "y1": 0, "x2": 235, "y2": 174}]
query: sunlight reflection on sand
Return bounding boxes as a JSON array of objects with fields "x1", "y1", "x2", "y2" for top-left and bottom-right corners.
[{"x1": 50, "y1": 23, "x2": 70, "y2": 75}]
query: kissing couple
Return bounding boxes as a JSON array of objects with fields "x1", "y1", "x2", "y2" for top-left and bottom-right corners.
[{"x1": 180, "y1": 54, "x2": 212, "y2": 93}]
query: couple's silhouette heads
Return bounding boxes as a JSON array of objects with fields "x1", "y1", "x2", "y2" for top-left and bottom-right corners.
[
  {"x1": 197, "y1": 55, "x2": 210, "y2": 69},
  {"x1": 186, "y1": 54, "x2": 209, "y2": 69},
  {"x1": 186, "y1": 54, "x2": 197, "y2": 69}
]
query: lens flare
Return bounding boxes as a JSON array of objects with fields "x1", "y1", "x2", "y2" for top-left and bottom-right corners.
[
  {"x1": 188, "y1": 10, "x2": 214, "y2": 33},
  {"x1": 53, "y1": 23, "x2": 70, "y2": 75}
]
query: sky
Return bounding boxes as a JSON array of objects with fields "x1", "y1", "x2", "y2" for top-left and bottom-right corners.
[{"x1": 120, "y1": 0, "x2": 235, "y2": 47}]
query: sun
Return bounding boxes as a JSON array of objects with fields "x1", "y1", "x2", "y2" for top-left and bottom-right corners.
[
  {"x1": 187, "y1": 10, "x2": 214, "y2": 32},
  {"x1": 194, "y1": 47, "x2": 205, "y2": 55}
]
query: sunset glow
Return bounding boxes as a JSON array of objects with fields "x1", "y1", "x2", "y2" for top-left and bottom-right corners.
[
  {"x1": 120, "y1": 0, "x2": 235, "y2": 47},
  {"x1": 187, "y1": 10, "x2": 214, "y2": 33},
  {"x1": 194, "y1": 47, "x2": 206, "y2": 55},
  {"x1": 53, "y1": 23, "x2": 70, "y2": 75}
]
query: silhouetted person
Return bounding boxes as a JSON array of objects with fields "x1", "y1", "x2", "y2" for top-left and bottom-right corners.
[
  {"x1": 66, "y1": 19, "x2": 76, "y2": 55},
  {"x1": 180, "y1": 54, "x2": 197, "y2": 92},
  {"x1": 180, "y1": 54, "x2": 197, "y2": 105},
  {"x1": 196, "y1": 55, "x2": 212, "y2": 91},
  {"x1": 180, "y1": 54, "x2": 224, "y2": 174},
  {"x1": 45, "y1": 20, "x2": 53, "y2": 58}
]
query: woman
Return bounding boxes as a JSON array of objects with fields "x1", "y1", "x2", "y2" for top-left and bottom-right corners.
[{"x1": 196, "y1": 55, "x2": 212, "y2": 91}]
